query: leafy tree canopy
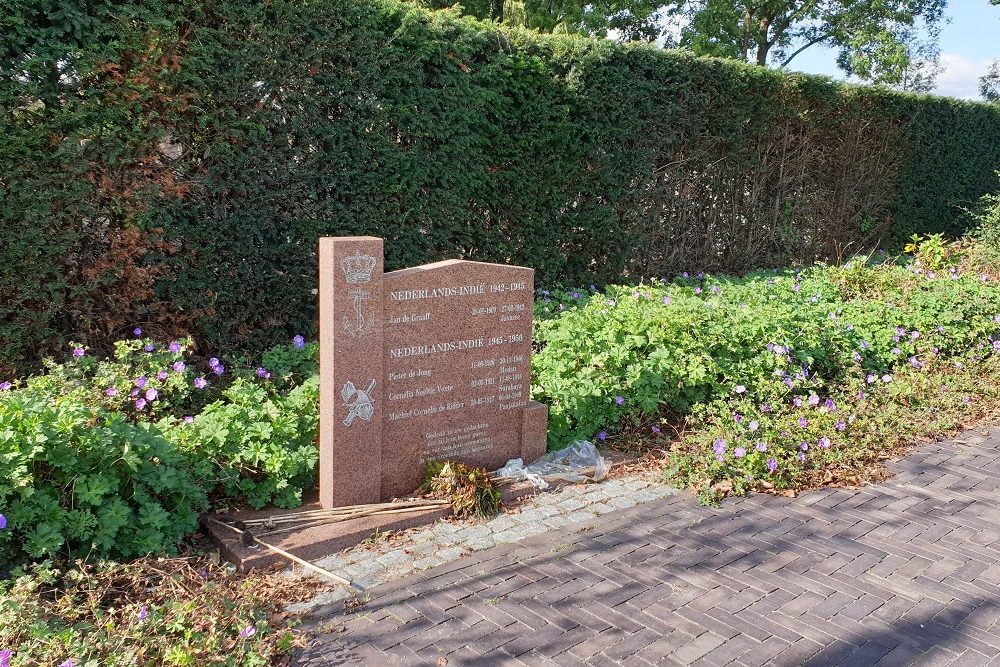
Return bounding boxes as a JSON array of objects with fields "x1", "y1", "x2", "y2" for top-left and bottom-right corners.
[
  {"x1": 665, "y1": 0, "x2": 948, "y2": 87},
  {"x1": 982, "y1": 0, "x2": 1000, "y2": 102}
]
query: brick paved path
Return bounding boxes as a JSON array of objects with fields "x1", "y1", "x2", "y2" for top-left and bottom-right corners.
[{"x1": 296, "y1": 426, "x2": 1000, "y2": 666}]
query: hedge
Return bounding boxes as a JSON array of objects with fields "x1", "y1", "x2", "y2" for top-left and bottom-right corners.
[{"x1": 3, "y1": 0, "x2": 1000, "y2": 374}]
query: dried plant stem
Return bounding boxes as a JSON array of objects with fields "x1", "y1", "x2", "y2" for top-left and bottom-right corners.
[{"x1": 208, "y1": 519, "x2": 359, "y2": 589}]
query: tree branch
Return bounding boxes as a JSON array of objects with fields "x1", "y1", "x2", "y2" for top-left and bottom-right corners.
[{"x1": 778, "y1": 31, "x2": 834, "y2": 68}]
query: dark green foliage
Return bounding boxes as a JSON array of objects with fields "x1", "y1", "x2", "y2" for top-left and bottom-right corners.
[
  {"x1": 2, "y1": 0, "x2": 1000, "y2": 374},
  {"x1": 0, "y1": 338, "x2": 319, "y2": 569},
  {"x1": 0, "y1": 393, "x2": 208, "y2": 565}
]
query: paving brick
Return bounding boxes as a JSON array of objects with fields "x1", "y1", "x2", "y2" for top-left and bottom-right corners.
[{"x1": 293, "y1": 428, "x2": 1000, "y2": 667}]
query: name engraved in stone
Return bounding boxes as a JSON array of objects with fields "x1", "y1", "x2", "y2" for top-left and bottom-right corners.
[
  {"x1": 388, "y1": 384, "x2": 454, "y2": 401},
  {"x1": 388, "y1": 312, "x2": 431, "y2": 325},
  {"x1": 388, "y1": 368, "x2": 432, "y2": 381}
]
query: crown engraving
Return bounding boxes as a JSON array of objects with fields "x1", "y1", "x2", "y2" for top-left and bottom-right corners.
[{"x1": 340, "y1": 251, "x2": 376, "y2": 284}]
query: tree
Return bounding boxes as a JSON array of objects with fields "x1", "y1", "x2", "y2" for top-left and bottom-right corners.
[
  {"x1": 418, "y1": 0, "x2": 669, "y2": 40},
  {"x1": 982, "y1": 0, "x2": 1000, "y2": 102},
  {"x1": 666, "y1": 0, "x2": 948, "y2": 86}
]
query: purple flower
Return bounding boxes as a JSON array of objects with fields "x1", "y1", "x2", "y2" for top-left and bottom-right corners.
[
  {"x1": 212, "y1": 364, "x2": 225, "y2": 376},
  {"x1": 853, "y1": 352, "x2": 863, "y2": 363},
  {"x1": 713, "y1": 438, "x2": 727, "y2": 457},
  {"x1": 756, "y1": 442, "x2": 767, "y2": 452},
  {"x1": 732, "y1": 447, "x2": 745, "y2": 458},
  {"x1": 105, "y1": 387, "x2": 118, "y2": 397},
  {"x1": 798, "y1": 452, "x2": 807, "y2": 462},
  {"x1": 0, "y1": 514, "x2": 7, "y2": 530},
  {"x1": 748, "y1": 420, "x2": 759, "y2": 432},
  {"x1": 819, "y1": 437, "x2": 831, "y2": 449},
  {"x1": 793, "y1": 397, "x2": 803, "y2": 407},
  {"x1": 860, "y1": 341, "x2": 870, "y2": 350},
  {"x1": 681, "y1": 271, "x2": 689, "y2": 278},
  {"x1": 0, "y1": 382, "x2": 11, "y2": 391},
  {"x1": 911, "y1": 331, "x2": 920, "y2": 339},
  {"x1": 130, "y1": 387, "x2": 140, "y2": 397},
  {"x1": 797, "y1": 417, "x2": 808, "y2": 428},
  {"x1": 614, "y1": 395, "x2": 624, "y2": 406},
  {"x1": 808, "y1": 394, "x2": 820, "y2": 406},
  {"x1": 133, "y1": 327, "x2": 143, "y2": 337},
  {"x1": 866, "y1": 373, "x2": 876, "y2": 384},
  {"x1": 194, "y1": 377, "x2": 207, "y2": 389},
  {"x1": 767, "y1": 458, "x2": 778, "y2": 474},
  {"x1": 168, "y1": 341, "x2": 181, "y2": 353},
  {"x1": 135, "y1": 398, "x2": 147, "y2": 410},
  {"x1": 72, "y1": 347, "x2": 85, "y2": 358},
  {"x1": 964, "y1": 396, "x2": 972, "y2": 404},
  {"x1": 135, "y1": 376, "x2": 148, "y2": 388},
  {"x1": 184, "y1": 416, "x2": 194, "y2": 424},
  {"x1": 799, "y1": 442, "x2": 809, "y2": 451},
  {"x1": 145, "y1": 388, "x2": 158, "y2": 401},
  {"x1": 0, "y1": 648, "x2": 10, "y2": 667},
  {"x1": 734, "y1": 385, "x2": 747, "y2": 394},
  {"x1": 144, "y1": 343, "x2": 155, "y2": 352},
  {"x1": 651, "y1": 426, "x2": 661, "y2": 434},
  {"x1": 293, "y1": 335, "x2": 306, "y2": 349},
  {"x1": 60, "y1": 660, "x2": 74, "y2": 667},
  {"x1": 909, "y1": 356, "x2": 922, "y2": 369},
  {"x1": 694, "y1": 287, "x2": 703, "y2": 295},
  {"x1": 173, "y1": 361, "x2": 186, "y2": 373},
  {"x1": 138, "y1": 605, "x2": 149, "y2": 621},
  {"x1": 762, "y1": 403, "x2": 772, "y2": 413},
  {"x1": 783, "y1": 377, "x2": 794, "y2": 389},
  {"x1": 733, "y1": 412, "x2": 743, "y2": 424},
  {"x1": 157, "y1": 370, "x2": 169, "y2": 381},
  {"x1": 882, "y1": 374, "x2": 892, "y2": 383},
  {"x1": 597, "y1": 431, "x2": 607, "y2": 441},
  {"x1": 256, "y1": 367, "x2": 271, "y2": 379},
  {"x1": 835, "y1": 421, "x2": 846, "y2": 432},
  {"x1": 662, "y1": 296, "x2": 671, "y2": 305},
  {"x1": 208, "y1": 357, "x2": 220, "y2": 368},
  {"x1": 792, "y1": 283, "x2": 801, "y2": 293}
]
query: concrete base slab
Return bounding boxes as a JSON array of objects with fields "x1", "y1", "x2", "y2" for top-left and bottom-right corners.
[{"x1": 205, "y1": 501, "x2": 453, "y2": 571}]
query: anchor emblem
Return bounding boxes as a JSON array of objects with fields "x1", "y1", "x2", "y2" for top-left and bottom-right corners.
[
  {"x1": 342, "y1": 379, "x2": 376, "y2": 426},
  {"x1": 343, "y1": 288, "x2": 375, "y2": 338}
]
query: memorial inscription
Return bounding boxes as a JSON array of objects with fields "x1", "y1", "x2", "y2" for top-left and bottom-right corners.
[{"x1": 319, "y1": 237, "x2": 548, "y2": 508}]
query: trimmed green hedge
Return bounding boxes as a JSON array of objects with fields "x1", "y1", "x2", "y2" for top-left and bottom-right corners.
[{"x1": 3, "y1": 0, "x2": 1000, "y2": 373}]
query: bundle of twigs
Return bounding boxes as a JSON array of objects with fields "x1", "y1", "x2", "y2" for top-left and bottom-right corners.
[{"x1": 237, "y1": 499, "x2": 451, "y2": 538}]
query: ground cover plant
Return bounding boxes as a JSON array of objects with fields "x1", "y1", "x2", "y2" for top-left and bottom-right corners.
[
  {"x1": 0, "y1": 557, "x2": 323, "y2": 666},
  {"x1": 0, "y1": 336, "x2": 319, "y2": 570},
  {"x1": 532, "y1": 195, "x2": 1000, "y2": 502}
]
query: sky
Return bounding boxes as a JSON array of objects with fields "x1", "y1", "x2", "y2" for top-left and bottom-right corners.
[{"x1": 788, "y1": 0, "x2": 1000, "y2": 100}]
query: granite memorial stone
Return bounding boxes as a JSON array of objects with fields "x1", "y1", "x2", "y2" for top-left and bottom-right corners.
[{"x1": 319, "y1": 237, "x2": 548, "y2": 508}]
